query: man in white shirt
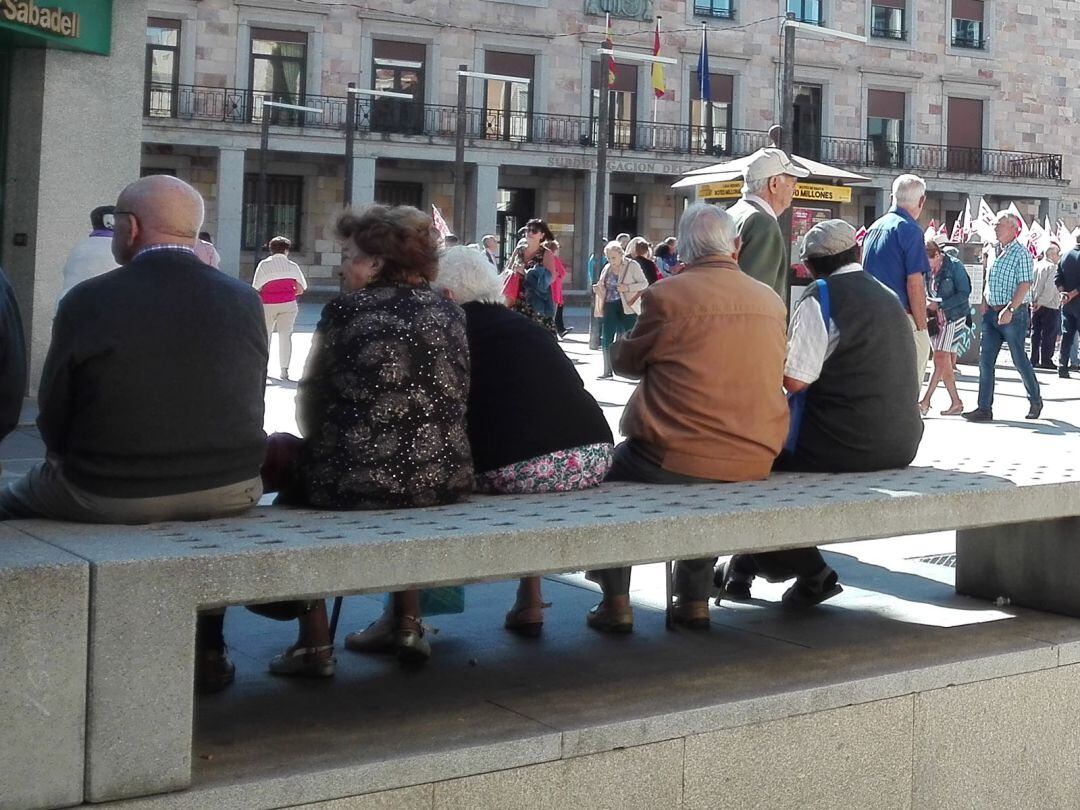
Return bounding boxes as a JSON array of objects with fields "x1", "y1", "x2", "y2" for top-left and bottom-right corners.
[{"x1": 59, "y1": 205, "x2": 119, "y2": 299}]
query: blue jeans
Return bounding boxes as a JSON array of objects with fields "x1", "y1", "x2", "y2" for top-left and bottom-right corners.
[
  {"x1": 978, "y1": 306, "x2": 1041, "y2": 412},
  {"x1": 1062, "y1": 309, "x2": 1079, "y2": 367}
]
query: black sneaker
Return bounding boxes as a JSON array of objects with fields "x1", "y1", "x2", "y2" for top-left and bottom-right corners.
[
  {"x1": 1060, "y1": 366, "x2": 1071, "y2": 379},
  {"x1": 962, "y1": 408, "x2": 993, "y2": 422}
]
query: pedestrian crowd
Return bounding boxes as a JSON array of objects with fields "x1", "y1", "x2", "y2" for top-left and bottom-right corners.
[{"x1": 0, "y1": 147, "x2": 1073, "y2": 692}]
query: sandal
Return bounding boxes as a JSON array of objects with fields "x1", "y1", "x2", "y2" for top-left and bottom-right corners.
[
  {"x1": 940, "y1": 402, "x2": 964, "y2": 416},
  {"x1": 395, "y1": 614, "x2": 431, "y2": 667},
  {"x1": 268, "y1": 643, "x2": 336, "y2": 678},
  {"x1": 504, "y1": 601, "x2": 552, "y2": 638},
  {"x1": 586, "y1": 601, "x2": 633, "y2": 634},
  {"x1": 344, "y1": 615, "x2": 396, "y2": 654},
  {"x1": 919, "y1": 401, "x2": 930, "y2": 417}
]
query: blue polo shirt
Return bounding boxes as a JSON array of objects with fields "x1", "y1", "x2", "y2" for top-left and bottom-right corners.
[{"x1": 861, "y1": 207, "x2": 931, "y2": 313}]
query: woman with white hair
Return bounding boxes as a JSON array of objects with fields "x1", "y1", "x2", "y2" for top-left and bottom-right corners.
[
  {"x1": 348, "y1": 246, "x2": 614, "y2": 644},
  {"x1": 592, "y1": 240, "x2": 648, "y2": 379}
]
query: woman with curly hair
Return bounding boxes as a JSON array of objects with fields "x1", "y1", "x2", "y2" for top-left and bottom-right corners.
[{"x1": 257, "y1": 203, "x2": 474, "y2": 674}]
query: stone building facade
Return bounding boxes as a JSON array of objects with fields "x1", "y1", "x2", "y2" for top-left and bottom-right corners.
[{"x1": 136, "y1": 0, "x2": 1073, "y2": 290}]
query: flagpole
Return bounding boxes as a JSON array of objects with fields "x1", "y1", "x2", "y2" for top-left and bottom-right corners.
[{"x1": 651, "y1": 16, "x2": 661, "y2": 150}]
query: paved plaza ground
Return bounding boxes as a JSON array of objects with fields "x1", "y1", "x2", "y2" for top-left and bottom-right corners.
[{"x1": 7, "y1": 302, "x2": 1080, "y2": 807}]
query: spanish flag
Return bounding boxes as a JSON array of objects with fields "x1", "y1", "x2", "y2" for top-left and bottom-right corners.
[
  {"x1": 651, "y1": 20, "x2": 665, "y2": 99},
  {"x1": 604, "y1": 13, "x2": 616, "y2": 87}
]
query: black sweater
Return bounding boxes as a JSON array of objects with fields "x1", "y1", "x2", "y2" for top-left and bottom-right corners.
[
  {"x1": 38, "y1": 250, "x2": 268, "y2": 497},
  {"x1": 0, "y1": 267, "x2": 26, "y2": 442},
  {"x1": 462, "y1": 302, "x2": 612, "y2": 472}
]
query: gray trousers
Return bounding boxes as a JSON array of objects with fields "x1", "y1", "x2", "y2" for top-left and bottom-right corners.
[
  {"x1": 0, "y1": 456, "x2": 262, "y2": 523},
  {"x1": 588, "y1": 440, "x2": 719, "y2": 602}
]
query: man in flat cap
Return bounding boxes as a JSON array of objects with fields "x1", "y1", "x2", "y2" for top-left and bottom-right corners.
[
  {"x1": 717, "y1": 219, "x2": 923, "y2": 608},
  {"x1": 727, "y1": 147, "x2": 810, "y2": 302}
]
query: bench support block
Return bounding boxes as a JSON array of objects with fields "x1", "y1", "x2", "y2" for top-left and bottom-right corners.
[{"x1": 957, "y1": 518, "x2": 1080, "y2": 616}]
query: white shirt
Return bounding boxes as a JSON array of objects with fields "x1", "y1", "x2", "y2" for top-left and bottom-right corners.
[
  {"x1": 252, "y1": 253, "x2": 308, "y2": 292},
  {"x1": 60, "y1": 235, "x2": 117, "y2": 298},
  {"x1": 784, "y1": 264, "x2": 863, "y2": 385},
  {"x1": 742, "y1": 194, "x2": 778, "y2": 220}
]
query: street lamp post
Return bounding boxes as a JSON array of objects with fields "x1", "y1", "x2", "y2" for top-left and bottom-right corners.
[
  {"x1": 255, "y1": 98, "x2": 323, "y2": 256},
  {"x1": 590, "y1": 46, "x2": 678, "y2": 349},
  {"x1": 453, "y1": 69, "x2": 533, "y2": 242},
  {"x1": 343, "y1": 86, "x2": 414, "y2": 208}
]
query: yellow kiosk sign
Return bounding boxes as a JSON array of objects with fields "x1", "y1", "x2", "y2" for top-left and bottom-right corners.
[
  {"x1": 0, "y1": 0, "x2": 111, "y2": 55},
  {"x1": 698, "y1": 180, "x2": 852, "y2": 204}
]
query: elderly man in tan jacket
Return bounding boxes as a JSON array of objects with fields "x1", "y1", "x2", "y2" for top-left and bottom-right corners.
[{"x1": 586, "y1": 202, "x2": 789, "y2": 634}]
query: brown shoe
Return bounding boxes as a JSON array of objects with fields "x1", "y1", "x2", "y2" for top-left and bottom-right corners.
[
  {"x1": 671, "y1": 599, "x2": 711, "y2": 630},
  {"x1": 195, "y1": 648, "x2": 235, "y2": 694},
  {"x1": 586, "y1": 602, "x2": 633, "y2": 634}
]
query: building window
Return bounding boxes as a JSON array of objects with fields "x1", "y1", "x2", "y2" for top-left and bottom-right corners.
[
  {"x1": 483, "y1": 52, "x2": 533, "y2": 142},
  {"x1": 242, "y1": 174, "x2": 303, "y2": 250},
  {"x1": 694, "y1": 0, "x2": 734, "y2": 19},
  {"x1": 691, "y1": 72, "x2": 734, "y2": 155},
  {"x1": 786, "y1": 0, "x2": 822, "y2": 25},
  {"x1": 951, "y1": 0, "x2": 984, "y2": 49},
  {"x1": 867, "y1": 89, "x2": 904, "y2": 168},
  {"x1": 591, "y1": 61, "x2": 638, "y2": 149},
  {"x1": 870, "y1": 1, "x2": 905, "y2": 40},
  {"x1": 370, "y1": 40, "x2": 426, "y2": 135},
  {"x1": 145, "y1": 18, "x2": 180, "y2": 117},
  {"x1": 374, "y1": 181, "x2": 423, "y2": 208},
  {"x1": 792, "y1": 83, "x2": 822, "y2": 160},
  {"x1": 249, "y1": 28, "x2": 307, "y2": 125},
  {"x1": 946, "y1": 97, "x2": 983, "y2": 173}
]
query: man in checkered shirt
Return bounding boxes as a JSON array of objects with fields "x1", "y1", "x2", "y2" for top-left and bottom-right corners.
[{"x1": 963, "y1": 211, "x2": 1042, "y2": 422}]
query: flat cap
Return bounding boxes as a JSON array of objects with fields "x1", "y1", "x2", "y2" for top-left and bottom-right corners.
[{"x1": 801, "y1": 219, "x2": 857, "y2": 259}]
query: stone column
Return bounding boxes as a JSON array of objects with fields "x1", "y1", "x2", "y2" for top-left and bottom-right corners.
[
  {"x1": 579, "y1": 169, "x2": 597, "y2": 288},
  {"x1": 1, "y1": 1, "x2": 147, "y2": 391},
  {"x1": 473, "y1": 163, "x2": 499, "y2": 245},
  {"x1": 350, "y1": 156, "x2": 376, "y2": 208},
  {"x1": 215, "y1": 147, "x2": 246, "y2": 279}
]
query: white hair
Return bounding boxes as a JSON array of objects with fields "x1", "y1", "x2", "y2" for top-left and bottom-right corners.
[
  {"x1": 604, "y1": 240, "x2": 625, "y2": 259},
  {"x1": 742, "y1": 175, "x2": 772, "y2": 196},
  {"x1": 891, "y1": 174, "x2": 926, "y2": 208},
  {"x1": 434, "y1": 245, "x2": 505, "y2": 305},
  {"x1": 677, "y1": 203, "x2": 737, "y2": 264}
]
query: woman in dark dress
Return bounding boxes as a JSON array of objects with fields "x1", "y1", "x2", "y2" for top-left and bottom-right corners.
[{"x1": 260, "y1": 204, "x2": 473, "y2": 675}]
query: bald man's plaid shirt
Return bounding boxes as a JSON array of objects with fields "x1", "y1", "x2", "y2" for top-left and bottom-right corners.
[{"x1": 986, "y1": 239, "x2": 1034, "y2": 307}]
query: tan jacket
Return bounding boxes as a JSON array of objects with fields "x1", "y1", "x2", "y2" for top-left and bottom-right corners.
[
  {"x1": 593, "y1": 258, "x2": 650, "y2": 316},
  {"x1": 611, "y1": 254, "x2": 790, "y2": 481}
]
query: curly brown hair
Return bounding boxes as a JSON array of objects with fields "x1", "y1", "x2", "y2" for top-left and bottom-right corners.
[{"x1": 335, "y1": 204, "x2": 439, "y2": 285}]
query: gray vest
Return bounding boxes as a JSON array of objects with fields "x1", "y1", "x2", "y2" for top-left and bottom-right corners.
[{"x1": 792, "y1": 271, "x2": 924, "y2": 472}]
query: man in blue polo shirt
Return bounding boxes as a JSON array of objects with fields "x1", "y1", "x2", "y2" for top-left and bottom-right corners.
[{"x1": 862, "y1": 174, "x2": 932, "y2": 394}]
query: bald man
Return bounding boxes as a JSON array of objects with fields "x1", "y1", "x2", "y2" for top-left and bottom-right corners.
[{"x1": 0, "y1": 174, "x2": 267, "y2": 520}]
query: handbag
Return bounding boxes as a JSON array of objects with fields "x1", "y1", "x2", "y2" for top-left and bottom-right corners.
[
  {"x1": 784, "y1": 279, "x2": 830, "y2": 454},
  {"x1": 501, "y1": 270, "x2": 522, "y2": 304},
  {"x1": 927, "y1": 314, "x2": 940, "y2": 338}
]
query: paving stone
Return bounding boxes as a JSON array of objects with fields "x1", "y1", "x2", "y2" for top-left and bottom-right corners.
[
  {"x1": 0, "y1": 528, "x2": 89, "y2": 810},
  {"x1": 289, "y1": 785, "x2": 432, "y2": 809},
  {"x1": 682, "y1": 697, "x2": 913, "y2": 810},
  {"x1": 432, "y1": 740, "x2": 684, "y2": 810},
  {"x1": 913, "y1": 665, "x2": 1080, "y2": 808}
]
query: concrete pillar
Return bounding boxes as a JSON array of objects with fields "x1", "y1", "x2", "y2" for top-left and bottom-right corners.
[
  {"x1": 215, "y1": 147, "x2": 246, "y2": 279},
  {"x1": 473, "y1": 164, "x2": 499, "y2": 245},
  {"x1": 351, "y1": 156, "x2": 376, "y2": 207},
  {"x1": 579, "y1": 169, "x2": 597, "y2": 288},
  {"x1": 1, "y1": 1, "x2": 147, "y2": 392}
]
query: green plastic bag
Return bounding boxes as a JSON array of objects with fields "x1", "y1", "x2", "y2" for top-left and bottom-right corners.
[{"x1": 384, "y1": 586, "x2": 465, "y2": 616}]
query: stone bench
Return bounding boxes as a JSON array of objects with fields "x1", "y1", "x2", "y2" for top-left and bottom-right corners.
[
  {"x1": 10, "y1": 451, "x2": 1080, "y2": 805},
  {"x1": 0, "y1": 528, "x2": 89, "y2": 810}
]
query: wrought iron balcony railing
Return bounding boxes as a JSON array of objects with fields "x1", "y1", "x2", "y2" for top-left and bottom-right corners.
[{"x1": 144, "y1": 83, "x2": 1063, "y2": 181}]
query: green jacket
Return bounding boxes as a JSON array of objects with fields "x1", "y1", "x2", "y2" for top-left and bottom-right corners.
[{"x1": 727, "y1": 197, "x2": 787, "y2": 303}]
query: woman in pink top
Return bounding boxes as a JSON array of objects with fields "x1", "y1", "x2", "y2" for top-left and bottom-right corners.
[{"x1": 252, "y1": 236, "x2": 308, "y2": 380}]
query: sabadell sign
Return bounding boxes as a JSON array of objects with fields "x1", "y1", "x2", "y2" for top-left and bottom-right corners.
[{"x1": 0, "y1": 0, "x2": 112, "y2": 55}]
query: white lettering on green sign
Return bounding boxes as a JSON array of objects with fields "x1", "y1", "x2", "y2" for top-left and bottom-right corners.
[{"x1": 1, "y1": 0, "x2": 80, "y2": 38}]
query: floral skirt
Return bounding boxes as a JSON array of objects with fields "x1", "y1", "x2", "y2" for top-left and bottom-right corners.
[
  {"x1": 476, "y1": 443, "x2": 614, "y2": 494},
  {"x1": 512, "y1": 298, "x2": 557, "y2": 336}
]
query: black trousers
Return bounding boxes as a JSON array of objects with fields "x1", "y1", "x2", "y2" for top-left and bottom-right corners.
[
  {"x1": 588, "y1": 440, "x2": 719, "y2": 602},
  {"x1": 555, "y1": 304, "x2": 566, "y2": 334},
  {"x1": 1030, "y1": 307, "x2": 1059, "y2": 367},
  {"x1": 1061, "y1": 309, "x2": 1080, "y2": 368},
  {"x1": 727, "y1": 547, "x2": 828, "y2": 583}
]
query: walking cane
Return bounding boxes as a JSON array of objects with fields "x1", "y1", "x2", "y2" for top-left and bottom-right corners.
[
  {"x1": 664, "y1": 560, "x2": 673, "y2": 629},
  {"x1": 329, "y1": 595, "x2": 344, "y2": 643}
]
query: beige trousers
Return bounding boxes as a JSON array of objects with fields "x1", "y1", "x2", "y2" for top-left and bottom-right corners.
[
  {"x1": 0, "y1": 457, "x2": 262, "y2": 523},
  {"x1": 264, "y1": 301, "x2": 299, "y2": 373},
  {"x1": 909, "y1": 314, "x2": 932, "y2": 393}
]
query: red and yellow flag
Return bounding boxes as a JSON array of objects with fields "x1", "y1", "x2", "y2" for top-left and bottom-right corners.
[
  {"x1": 651, "y1": 19, "x2": 665, "y2": 98},
  {"x1": 604, "y1": 13, "x2": 616, "y2": 87}
]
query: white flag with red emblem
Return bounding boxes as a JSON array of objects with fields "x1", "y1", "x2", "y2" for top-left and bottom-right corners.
[
  {"x1": 431, "y1": 204, "x2": 451, "y2": 240},
  {"x1": 854, "y1": 226, "x2": 867, "y2": 246}
]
